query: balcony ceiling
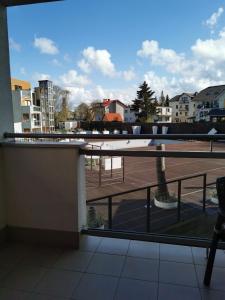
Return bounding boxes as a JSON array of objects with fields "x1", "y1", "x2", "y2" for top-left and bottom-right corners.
[{"x1": 1, "y1": 0, "x2": 63, "y2": 7}]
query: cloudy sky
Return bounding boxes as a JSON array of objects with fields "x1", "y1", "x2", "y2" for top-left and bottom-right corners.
[{"x1": 8, "y1": 0, "x2": 225, "y2": 106}]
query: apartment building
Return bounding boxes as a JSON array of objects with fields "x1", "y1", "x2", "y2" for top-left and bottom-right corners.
[
  {"x1": 11, "y1": 78, "x2": 42, "y2": 132},
  {"x1": 192, "y1": 85, "x2": 225, "y2": 122},
  {"x1": 154, "y1": 106, "x2": 172, "y2": 123},
  {"x1": 34, "y1": 80, "x2": 55, "y2": 132},
  {"x1": 170, "y1": 93, "x2": 197, "y2": 122}
]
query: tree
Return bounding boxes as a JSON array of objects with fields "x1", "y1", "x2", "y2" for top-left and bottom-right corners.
[
  {"x1": 165, "y1": 95, "x2": 170, "y2": 107},
  {"x1": 54, "y1": 88, "x2": 70, "y2": 126},
  {"x1": 74, "y1": 103, "x2": 92, "y2": 121},
  {"x1": 156, "y1": 144, "x2": 170, "y2": 201},
  {"x1": 89, "y1": 100, "x2": 104, "y2": 121},
  {"x1": 159, "y1": 91, "x2": 166, "y2": 106},
  {"x1": 131, "y1": 98, "x2": 142, "y2": 121},
  {"x1": 57, "y1": 93, "x2": 70, "y2": 122},
  {"x1": 132, "y1": 81, "x2": 156, "y2": 122}
]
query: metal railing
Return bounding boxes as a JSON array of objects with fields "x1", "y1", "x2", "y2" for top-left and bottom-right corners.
[
  {"x1": 86, "y1": 173, "x2": 210, "y2": 231},
  {"x1": 3, "y1": 132, "x2": 225, "y2": 247},
  {"x1": 85, "y1": 143, "x2": 125, "y2": 186}
]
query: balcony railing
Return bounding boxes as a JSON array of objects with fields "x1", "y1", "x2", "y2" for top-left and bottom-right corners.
[{"x1": 3, "y1": 132, "x2": 225, "y2": 248}]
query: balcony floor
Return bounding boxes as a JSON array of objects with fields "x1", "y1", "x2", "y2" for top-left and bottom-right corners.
[{"x1": 0, "y1": 236, "x2": 225, "y2": 299}]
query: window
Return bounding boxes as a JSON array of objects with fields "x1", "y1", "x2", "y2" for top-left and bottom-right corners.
[
  {"x1": 22, "y1": 113, "x2": 29, "y2": 121},
  {"x1": 185, "y1": 112, "x2": 188, "y2": 116},
  {"x1": 176, "y1": 112, "x2": 178, "y2": 116},
  {"x1": 185, "y1": 105, "x2": 189, "y2": 110},
  {"x1": 176, "y1": 105, "x2": 178, "y2": 109},
  {"x1": 180, "y1": 112, "x2": 182, "y2": 115}
]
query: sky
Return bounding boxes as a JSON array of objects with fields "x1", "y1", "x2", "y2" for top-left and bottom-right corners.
[{"x1": 7, "y1": 0, "x2": 225, "y2": 107}]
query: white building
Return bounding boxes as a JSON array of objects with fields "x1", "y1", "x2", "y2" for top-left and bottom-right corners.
[
  {"x1": 12, "y1": 88, "x2": 42, "y2": 133},
  {"x1": 154, "y1": 106, "x2": 172, "y2": 123},
  {"x1": 58, "y1": 121, "x2": 78, "y2": 131},
  {"x1": 170, "y1": 93, "x2": 197, "y2": 122},
  {"x1": 124, "y1": 106, "x2": 136, "y2": 122},
  {"x1": 192, "y1": 85, "x2": 225, "y2": 122}
]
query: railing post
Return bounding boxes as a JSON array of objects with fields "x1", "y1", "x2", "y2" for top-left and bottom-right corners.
[
  {"x1": 203, "y1": 174, "x2": 207, "y2": 212},
  {"x1": 210, "y1": 140, "x2": 213, "y2": 152},
  {"x1": 111, "y1": 156, "x2": 113, "y2": 178},
  {"x1": 122, "y1": 156, "x2": 125, "y2": 182},
  {"x1": 146, "y1": 187, "x2": 151, "y2": 232},
  {"x1": 177, "y1": 180, "x2": 182, "y2": 222},
  {"x1": 108, "y1": 196, "x2": 112, "y2": 229},
  {"x1": 91, "y1": 145, "x2": 93, "y2": 171},
  {"x1": 99, "y1": 156, "x2": 102, "y2": 186}
]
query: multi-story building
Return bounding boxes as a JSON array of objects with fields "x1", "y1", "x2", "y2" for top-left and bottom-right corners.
[
  {"x1": 92, "y1": 99, "x2": 128, "y2": 121},
  {"x1": 192, "y1": 85, "x2": 225, "y2": 122},
  {"x1": 154, "y1": 106, "x2": 172, "y2": 123},
  {"x1": 170, "y1": 93, "x2": 197, "y2": 122},
  {"x1": 11, "y1": 78, "x2": 42, "y2": 133},
  {"x1": 103, "y1": 99, "x2": 127, "y2": 121},
  {"x1": 34, "y1": 80, "x2": 55, "y2": 132}
]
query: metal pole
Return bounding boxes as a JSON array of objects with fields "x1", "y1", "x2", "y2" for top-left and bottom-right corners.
[
  {"x1": 177, "y1": 180, "x2": 181, "y2": 222},
  {"x1": 122, "y1": 156, "x2": 125, "y2": 183},
  {"x1": 111, "y1": 156, "x2": 113, "y2": 178},
  {"x1": 203, "y1": 174, "x2": 207, "y2": 212},
  {"x1": 210, "y1": 140, "x2": 213, "y2": 152},
  {"x1": 91, "y1": 145, "x2": 93, "y2": 171},
  {"x1": 99, "y1": 156, "x2": 102, "y2": 186},
  {"x1": 146, "y1": 187, "x2": 151, "y2": 232},
  {"x1": 108, "y1": 196, "x2": 112, "y2": 229}
]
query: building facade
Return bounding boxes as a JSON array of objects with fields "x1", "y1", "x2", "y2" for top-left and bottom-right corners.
[
  {"x1": 34, "y1": 80, "x2": 55, "y2": 132},
  {"x1": 154, "y1": 106, "x2": 172, "y2": 123},
  {"x1": 170, "y1": 93, "x2": 197, "y2": 122},
  {"x1": 192, "y1": 85, "x2": 225, "y2": 122},
  {"x1": 11, "y1": 78, "x2": 42, "y2": 133}
]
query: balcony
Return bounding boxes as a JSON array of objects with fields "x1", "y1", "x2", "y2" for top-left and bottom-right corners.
[
  {"x1": 0, "y1": 235, "x2": 225, "y2": 299},
  {"x1": 1, "y1": 133, "x2": 225, "y2": 299}
]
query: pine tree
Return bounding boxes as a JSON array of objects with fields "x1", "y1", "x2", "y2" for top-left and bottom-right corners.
[
  {"x1": 135, "y1": 81, "x2": 156, "y2": 122},
  {"x1": 131, "y1": 98, "x2": 142, "y2": 120},
  {"x1": 165, "y1": 95, "x2": 170, "y2": 107}
]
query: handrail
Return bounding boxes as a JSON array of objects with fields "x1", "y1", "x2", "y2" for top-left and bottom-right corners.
[
  {"x1": 81, "y1": 149, "x2": 225, "y2": 159},
  {"x1": 87, "y1": 172, "x2": 207, "y2": 202},
  {"x1": 4, "y1": 132, "x2": 225, "y2": 141}
]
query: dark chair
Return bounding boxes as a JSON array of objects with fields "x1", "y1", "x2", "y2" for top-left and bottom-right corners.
[{"x1": 204, "y1": 176, "x2": 225, "y2": 286}]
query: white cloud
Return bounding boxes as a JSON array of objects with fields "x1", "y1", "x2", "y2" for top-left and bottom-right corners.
[
  {"x1": 51, "y1": 58, "x2": 62, "y2": 67},
  {"x1": 59, "y1": 69, "x2": 90, "y2": 87},
  {"x1": 9, "y1": 38, "x2": 21, "y2": 52},
  {"x1": 137, "y1": 34, "x2": 225, "y2": 97},
  {"x1": 122, "y1": 68, "x2": 136, "y2": 81},
  {"x1": 204, "y1": 7, "x2": 224, "y2": 32},
  {"x1": 20, "y1": 67, "x2": 26, "y2": 75},
  {"x1": 32, "y1": 72, "x2": 51, "y2": 81},
  {"x1": 192, "y1": 29, "x2": 225, "y2": 62},
  {"x1": 63, "y1": 53, "x2": 71, "y2": 62},
  {"x1": 33, "y1": 37, "x2": 59, "y2": 55},
  {"x1": 80, "y1": 46, "x2": 116, "y2": 77},
  {"x1": 78, "y1": 59, "x2": 91, "y2": 73},
  {"x1": 137, "y1": 40, "x2": 189, "y2": 74},
  {"x1": 60, "y1": 83, "x2": 137, "y2": 107}
]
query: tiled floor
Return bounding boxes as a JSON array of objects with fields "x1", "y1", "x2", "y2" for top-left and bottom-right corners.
[{"x1": 0, "y1": 236, "x2": 225, "y2": 299}]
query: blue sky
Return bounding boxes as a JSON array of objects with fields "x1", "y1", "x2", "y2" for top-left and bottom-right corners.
[{"x1": 7, "y1": 0, "x2": 225, "y2": 106}]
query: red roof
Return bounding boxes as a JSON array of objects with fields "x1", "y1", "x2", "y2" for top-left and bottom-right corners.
[{"x1": 103, "y1": 113, "x2": 123, "y2": 122}]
